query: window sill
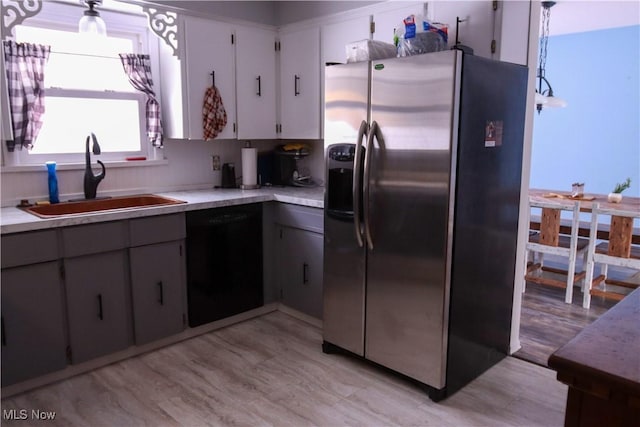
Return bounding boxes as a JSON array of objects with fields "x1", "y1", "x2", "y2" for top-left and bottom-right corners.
[{"x1": 1, "y1": 158, "x2": 169, "y2": 173}]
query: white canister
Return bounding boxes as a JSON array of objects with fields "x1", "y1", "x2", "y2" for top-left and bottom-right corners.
[{"x1": 241, "y1": 147, "x2": 258, "y2": 188}]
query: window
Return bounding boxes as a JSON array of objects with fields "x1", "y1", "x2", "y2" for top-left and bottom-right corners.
[{"x1": 5, "y1": 4, "x2": 154, "y2": 166}]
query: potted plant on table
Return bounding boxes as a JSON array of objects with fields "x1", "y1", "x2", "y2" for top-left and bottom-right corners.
[{"x1": 608, "y1": 177, "x2": 631, "y2": 203}]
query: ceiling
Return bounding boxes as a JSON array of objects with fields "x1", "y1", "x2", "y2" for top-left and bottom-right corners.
[
  {"x1": 145, "y1": 1, "x2": 381, "y2": 26},
  {"x1": 546, "y1": 1, "x2": 640, "y2": 36},
  {"x1": 128, "y1": 1, "x2": 640, "y2": 34}
]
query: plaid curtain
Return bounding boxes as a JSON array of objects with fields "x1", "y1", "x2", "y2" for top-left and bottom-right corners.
[
  {"x1": 119, "y1": 53, "x2": 163, "y2": 147},
  {"x1": 3, "y1": 41, "x2": 51, "y2": 152}
]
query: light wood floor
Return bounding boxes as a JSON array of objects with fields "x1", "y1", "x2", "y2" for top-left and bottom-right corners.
[{"x1": 1, "y1": 311, "x2": 567, "y2": 426}]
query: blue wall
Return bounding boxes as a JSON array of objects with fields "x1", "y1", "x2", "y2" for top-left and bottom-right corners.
[{"x1": 531, "y1": 25, "x2": 640, "y2": 197}]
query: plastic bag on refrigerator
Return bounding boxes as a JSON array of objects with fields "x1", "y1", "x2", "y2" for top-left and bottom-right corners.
[{"x1": 394, "y1": 14, "x2": 449, "y2": 57}]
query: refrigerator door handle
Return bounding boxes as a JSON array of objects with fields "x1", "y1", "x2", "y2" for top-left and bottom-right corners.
[
  {"x1": 353, "y1": 120, "x2": 368, "y2": 247},
  {"x1": 363, "y1": 120, "x2": 378, "y2": 251}
]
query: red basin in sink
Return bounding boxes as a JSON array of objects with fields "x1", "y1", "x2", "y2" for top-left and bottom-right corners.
[{"x1": 23, "y1": 194, "x2": 186, "y2": 218}]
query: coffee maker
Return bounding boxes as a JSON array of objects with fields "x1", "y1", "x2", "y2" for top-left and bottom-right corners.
[
  {"x1": 221, "y1": 163, "x2": 236, "y2": 188},
  {"x1": 271, "y1": 144, "x2": 314, "y2": 187}
]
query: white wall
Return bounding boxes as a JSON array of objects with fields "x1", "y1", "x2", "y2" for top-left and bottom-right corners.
[
  {"x1": 496, "y1": 1, "x2": 531, "y2": 66},
  {"x1": 0, "y1": 138, "x2": 326, "y2": 206},
  {"x1": 0, "y1": 140, "x2": 234, "y2": 205},
  {"x1": 501, "y1": 0, "x2": 539, "y2": 355}
]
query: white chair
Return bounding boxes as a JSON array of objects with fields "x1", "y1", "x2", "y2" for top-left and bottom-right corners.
[
  {"x1": 525, "y1": 200, "x2": 590, "y2": 304},
  {"x1": 583, "y1": 203, "x2": 640, "y2": 308}
]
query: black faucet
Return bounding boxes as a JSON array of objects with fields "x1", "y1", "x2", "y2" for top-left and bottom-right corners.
[{"x1": 84, "y1": 133, "x2": 105, "y2": 199}]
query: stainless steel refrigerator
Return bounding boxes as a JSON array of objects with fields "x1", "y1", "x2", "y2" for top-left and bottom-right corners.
[{"x1": 323, "y1": 50, "x2": 528, "y2": 401}]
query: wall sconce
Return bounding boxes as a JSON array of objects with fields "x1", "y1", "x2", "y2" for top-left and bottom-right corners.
[
  {"x1": 536, "y1": 1, "x2": 567, "y2": 114},
  {"x1": 79, "y1": 0, "x2": 106, "y2": 36}
]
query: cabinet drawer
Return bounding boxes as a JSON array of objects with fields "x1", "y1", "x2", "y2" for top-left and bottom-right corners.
[
  {"x1": 129, "y1": 213, "x2": 186, "y2": 247},
  {"x1": 62, "y1": 221, "x2": 127, "y2": 257},
  {"x1": 275, "y1": 204, "x2": 324, "y2": 234},
  {"x1": 1, "y1": 229, "x2": 58, "y2": 268}
]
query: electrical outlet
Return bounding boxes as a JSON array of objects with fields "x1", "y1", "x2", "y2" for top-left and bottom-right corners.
[{"x1": 211, "y1": 155, "x2": 221, "y2": 171}]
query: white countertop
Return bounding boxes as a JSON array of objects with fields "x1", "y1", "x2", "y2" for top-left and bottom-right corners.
[{"x1": 0, "y1": 187, "x2": 325, "y2": 234}]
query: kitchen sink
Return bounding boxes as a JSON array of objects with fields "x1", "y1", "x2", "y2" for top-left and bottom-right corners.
[{"x1": 22, "y1": 194, "x2": 186, "y2": 218}]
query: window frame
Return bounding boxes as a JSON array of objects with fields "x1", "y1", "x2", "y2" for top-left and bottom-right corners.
[
  {"x1": 15, "y1": 88, "x2": 148, "y2": 165},
  {"x1": 1, "y1": 1, "x2": 161, "y2": 168}
]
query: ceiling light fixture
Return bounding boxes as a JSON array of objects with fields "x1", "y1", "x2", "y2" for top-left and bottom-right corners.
[
  {"x1": 536, "y1": 1, "x2": 567, "y2": 114},
  {"x1": 79, "y1": 0, "x2": 107, "y2": 36}
]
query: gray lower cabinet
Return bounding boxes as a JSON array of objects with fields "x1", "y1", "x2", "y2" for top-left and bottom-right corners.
[
  {"x1": 64, "y1": 250, "x2": 131, "y2": 364},
  {"x1": 62, "y1": 219, "x2": 131, "y2": 364},
  {"x1": 1, "y1": 229, "x2": 67, "y2": 386},
  {"x1": 130, "y1": 241, "x2": 185, "y2": 345},
  {"x1": 277, "y1": 225, "x2": 324, "y2": 319},
  {"x1": 1, "y1": 262, "x2": 67, "y2": 386},
  {"x1": 129, "y1": 213, "x2": 186, "y2": 345},
  {"x1": 0, "y1": 213, "x2": 187, "y2": 385},
  {"x1": 274, "y1": 204, "x2": 324, "y2": 319}
]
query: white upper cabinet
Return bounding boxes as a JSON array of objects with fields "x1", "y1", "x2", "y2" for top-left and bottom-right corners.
[
  {"x1": 183, "y1": 16, "x2": 236, "y2": 140},
  {"x1": 430, "y1": 1, "x2": 496, "y2": 59},
  {"x1": 278, "y1": 27, "x2": 321, "y2": 140},
  {"x1": 161, "y1": 15, "x2": 236, "y2": 140},
  {"x1": 159, "y1": 2, "x2": 501, "y2": 142},
  {"x1": 371, "y1": 2, "x2": 496, "y2": 59},
  {"x1": 235, "y1": 25, "x2": 277, "y2": 140},
  {"x1": 320, "y1": 16, "x2": 371, "y2": 140},
  {"x1": 321, "y1": 15, "x2": 372, "y2": 66},
  {"x1": 372, "y1": 3, "x2": 426, "y2": 46}
]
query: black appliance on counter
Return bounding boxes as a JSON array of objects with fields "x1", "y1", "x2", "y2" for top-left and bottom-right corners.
[
  {"x1": 221, "y1": 163, "x2": 237, "y2": 188},
  {"x1": 271, "y1": 144, "x2": 314, "y2": 187},
  {"x1": 272, "y1": 150, "x2": 296, "y2": 186},
  {"x1": 257, "y1": 151, "x2": 274, "y2": 187},
  {"x1": 185, "y1": 204, "x2": 263, "y2": 326}
]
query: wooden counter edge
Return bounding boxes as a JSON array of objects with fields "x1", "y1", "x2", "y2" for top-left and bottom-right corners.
[{"x1": 548, "y1": 288, "x2": 640, "y2": 408}]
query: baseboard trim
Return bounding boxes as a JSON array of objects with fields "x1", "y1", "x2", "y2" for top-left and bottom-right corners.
[{"x1": 277, "y1": 304, "x2": 323, "y2": 328}]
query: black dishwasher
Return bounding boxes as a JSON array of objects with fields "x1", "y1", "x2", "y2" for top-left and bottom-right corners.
[{"x1": 185, "y1": 203, "x2": 263, "y2": 327}]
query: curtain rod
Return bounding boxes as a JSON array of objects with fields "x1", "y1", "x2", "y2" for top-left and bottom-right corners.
[{"x1": 49, "y1": 50, "x2": 147, "y2": 60}]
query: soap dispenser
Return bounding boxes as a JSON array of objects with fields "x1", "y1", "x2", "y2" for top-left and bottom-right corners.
[{"x1": 45, "y1": 161, "x2": 60, "y2": 204}]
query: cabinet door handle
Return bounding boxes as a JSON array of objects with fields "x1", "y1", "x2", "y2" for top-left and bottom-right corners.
[
  {"x1": 97, "y1": 294, "x2": 104, "y2": 320},
  {"x1": 303, "y1": 263, "x2": 309, "y2": 284},
  {"x1": 294, "y1": 74, "x2": 300, "y2": 96},
  {"x1": 157, "y1": 281, "x2": 164, "y2": 306},
  {"x1": 1, "y1": 316, "x2": 6, "y2": 346},
  {"x1": 256, "y1": 76, "x2": 262, "y2": 97}
]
